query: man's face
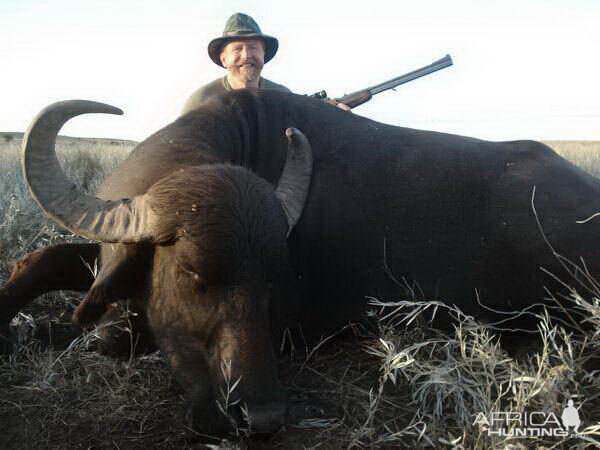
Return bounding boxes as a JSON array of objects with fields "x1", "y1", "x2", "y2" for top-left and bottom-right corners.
[{"x1": 220, "y1": 38, "x2": 265, "y2": 83}]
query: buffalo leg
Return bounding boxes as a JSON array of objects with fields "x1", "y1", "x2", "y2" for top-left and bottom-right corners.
[
  {"x1": 73, "y1": 244, "x2": 151, "y2": 326},
  {"x1": 73, "y1": 244, "x2": 156, "y2": 356},
  {"x1": 0, "y1": 243, "x2": 99, "y2": 350}
]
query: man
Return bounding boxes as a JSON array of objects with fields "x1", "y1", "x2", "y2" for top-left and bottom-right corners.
[{"x1": 181, "y1": 13, "x2": 349, "y2": 116}]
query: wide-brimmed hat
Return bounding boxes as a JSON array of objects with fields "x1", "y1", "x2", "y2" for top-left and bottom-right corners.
[{"x1": 208, "y1": 13, "x2": 279, "y2": 67}]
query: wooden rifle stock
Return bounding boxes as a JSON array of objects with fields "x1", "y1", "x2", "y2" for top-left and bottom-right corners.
[{"x1": 336, "y1": 90, "x2": 372, "y2": 109}]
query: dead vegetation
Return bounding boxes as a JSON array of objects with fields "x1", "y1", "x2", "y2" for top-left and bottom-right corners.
[
  {"x1": 544, "y1": 141, "x2": 600, "y2": 178},
  {"x1": 1, "y1": 284, "x2": 599, "y2": 448}
]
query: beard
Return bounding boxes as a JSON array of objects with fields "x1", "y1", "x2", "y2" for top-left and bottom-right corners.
[{"x1": 230, "y1": 60, "x2": 263, "y2": 83}]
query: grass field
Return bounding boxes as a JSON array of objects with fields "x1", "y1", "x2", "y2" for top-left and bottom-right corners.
[
  {"x1": 0, "y1": 135, "x2": 599, "y2": 448},
  {"x1": 544, "y1": 140, "x2": 600, "y2": 178}
]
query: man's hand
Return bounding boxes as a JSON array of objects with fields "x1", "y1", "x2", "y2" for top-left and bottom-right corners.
[{"x1": 325, "y1": 98, "x2": 352, "y2": 111}]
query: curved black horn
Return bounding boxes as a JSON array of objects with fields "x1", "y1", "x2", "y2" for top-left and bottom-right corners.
[
  {"x1": 275, "y1": 128, "x2": 313, "y2": 235},
  {"x1": 22, "y1": 100, "x2": 157, "y2": 243}
]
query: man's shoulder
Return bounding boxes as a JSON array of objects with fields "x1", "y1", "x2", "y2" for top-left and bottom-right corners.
[
  {"x1": 180, "y1": 76, "x2": 294, "y2": 117},
  {"x1": 181, "y1": 78, "x2": 227, "y2": 116},
  {"x1": 260, "y1": 77, "x2": 292, "y2": 93}
]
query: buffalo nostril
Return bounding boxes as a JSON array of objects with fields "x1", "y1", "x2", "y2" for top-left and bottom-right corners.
[{"x1": 241, "y1": 401, "x2": 288, "y2": 433}]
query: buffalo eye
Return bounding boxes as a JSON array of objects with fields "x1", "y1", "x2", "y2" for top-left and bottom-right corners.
[{"x1": 176, "y1": 257, "x2": 207, "y2": 293}]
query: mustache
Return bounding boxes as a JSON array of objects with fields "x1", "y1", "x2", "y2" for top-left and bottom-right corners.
[{"x1": 236, "y1": 59, "x2": 259, "y2": 66}]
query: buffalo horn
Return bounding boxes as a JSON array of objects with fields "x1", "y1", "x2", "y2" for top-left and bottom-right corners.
[
  {"x1": 22, "y1": 100, "x2": 157, "y2": 243},
  {"x1": 275, "y1": 128, "x2": 313, "y2": 235}
]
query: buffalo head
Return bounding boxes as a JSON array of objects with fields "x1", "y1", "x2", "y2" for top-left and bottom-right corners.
[{"x1": 22, "y1": 100, "x2": 313, "y2": 434}]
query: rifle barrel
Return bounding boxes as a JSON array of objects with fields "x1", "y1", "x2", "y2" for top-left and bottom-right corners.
[{"x1": 369, "y1": 55, "x2": 453, "y2": 95}]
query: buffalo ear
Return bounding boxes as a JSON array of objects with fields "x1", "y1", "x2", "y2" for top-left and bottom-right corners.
[{"x1": 274, "y1": 128, "x2": 313, "y2": 237}]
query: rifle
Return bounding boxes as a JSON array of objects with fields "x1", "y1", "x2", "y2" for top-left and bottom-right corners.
[{"x1": 312, "y1": 54, "x2": 453, "y2": 108}]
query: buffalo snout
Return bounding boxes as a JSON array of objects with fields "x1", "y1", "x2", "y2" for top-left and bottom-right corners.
[
  {"x1": 242, "y1": 399, "x2": 288, "y2": 433},
  {"x1": 187, "y1": 388, "x2": 288, "y2": 436}
]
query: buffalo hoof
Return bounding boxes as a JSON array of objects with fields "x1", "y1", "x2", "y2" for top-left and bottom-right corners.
[
  {"x1": 94, "y1": 305, "x2": 156, "y2": 357},
  {"x1": 96, "y1": 324, "x2": 156, "y2": 357},
  {"x1": 96, "y1": 323, "x2": 144, "y2": 358}
]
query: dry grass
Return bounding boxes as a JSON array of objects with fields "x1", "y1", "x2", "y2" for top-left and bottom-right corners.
[
  {"x1": 0, "y1": 337, "x2": 183, "y2": 448},
  {"x1": 544, "y1": 140, "x2": 600, "y2": 178},
  {"x1": 363, "y1": 296, "x2": 600, "y2": 448},
  {"x1": 0, "y1": 136, "x2": 599, "y2": 448},
  {"x1": 0, "y1": 135, "x2": 132, "y2": 276}
]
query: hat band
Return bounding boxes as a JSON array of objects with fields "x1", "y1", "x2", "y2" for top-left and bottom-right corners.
[{"x1": 225, "y1": 30, "x2": 260, "y2": 36}]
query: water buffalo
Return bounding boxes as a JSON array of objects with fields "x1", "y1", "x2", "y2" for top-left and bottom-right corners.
[{"x1": 2, "y1": 89, "x2": 599, "y2": 433}]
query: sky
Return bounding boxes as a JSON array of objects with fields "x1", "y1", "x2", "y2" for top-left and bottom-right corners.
[{"x1": 1, "y1": 0, "x2": 599, "y2": 142}]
